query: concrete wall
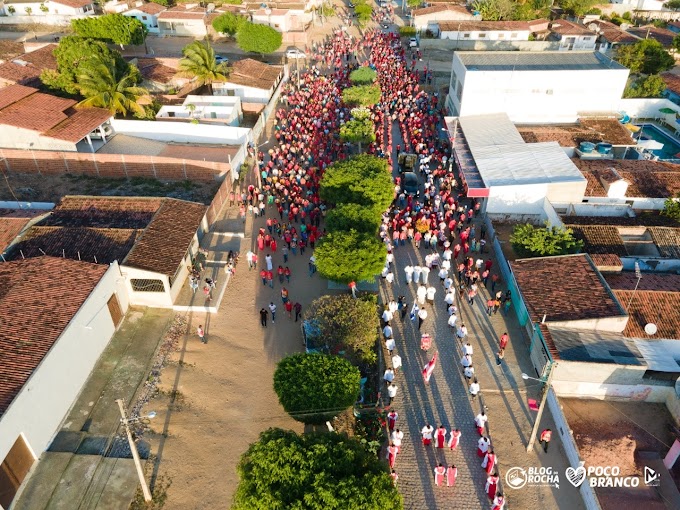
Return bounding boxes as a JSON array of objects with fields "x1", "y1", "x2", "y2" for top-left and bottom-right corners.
[
  {"x1": 486, "y1": 183, "x2": 548, "y2": 215},
  {"x1": 0, "y1": 148, "x2": 227, "y2": 182},
  {"x1": 563, "y1": 202, "x2": 635, "y2": 217},
  {"x1": 413, "y1": 11, "x2": 475, "y2": 31},
  {"x1": 0, "y1": 125, "x2": 77, "y2": 152},
  {"x1": 421, "y1": 39, "x2": 561, "y2": 52},
  {"x1": 120, "y1": 266, "x2": 172, "y2": 308},
  {"x1": 0, "y1": 262, "x2": 127, "y2": 464},
  {"x1": 552, "y1": 360, "x2": 674, "y2": 402},
  {"x1": 619, "y1": 98, "x2": 680, "y2": 119},
  {"x1": 548, "y1": 316, "x2": 628, "y2": 334},
  {"x1": 546, "y1": 180, "x2": 588, "y2": 205},
  {"x1": 578, "y1": 195, "x2": 667, "y2": 211},
  {"x1": 622, "y1": 256, "x2": 680, "y2": 273},
  {"x1": 111, "y1": 119, "x2": 252, "y2": 145},
  {"x1": 439, "y1": 29, "x2": 531, "y2": 42},
  {"x1": 213, "y1": 83, "x2": 273, "y2": 104}
]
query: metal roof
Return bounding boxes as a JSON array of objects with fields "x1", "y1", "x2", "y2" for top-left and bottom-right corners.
[
  {"x1": 547, "y1": 326, "x2": 645, "y2": 366},
  {"x1": 458, "y1": 114, "x2": 587, "y2": 187},
  {"x1": 634, "y1": 340, "x2": 680, "y2": 372},
  {"x1": 456, "y1": 51, "x2": 626, "y2": 72}
]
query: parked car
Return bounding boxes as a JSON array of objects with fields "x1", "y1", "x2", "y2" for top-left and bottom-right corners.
[
  {"x1": 403, "y1": 171, "x2": 419, "y2": 196},
  {"x1": 348, "y1": 1, "x2": 355, "y2": 7},
  {"x1": 215, "y1": 55, "x2": 229, "y2": 64},
  {"x1": 286, "y1": 48, "x2": 307, "y2": 59},
  {"x1": 409, "y1": 37, "x2": 418, "y2": 48}
]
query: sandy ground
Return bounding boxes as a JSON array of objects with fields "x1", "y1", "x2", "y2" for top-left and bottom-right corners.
[
  {"x1": 140, "y1": 207, "x2": 338, "y2": 508},
  {"x1": 562, "y1": 398, "x2": 679, "y2": 510}
]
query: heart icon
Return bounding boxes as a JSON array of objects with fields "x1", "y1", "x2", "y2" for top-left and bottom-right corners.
[{"x1": 566, "y1": 462, "x2": 586, "y2": 487}]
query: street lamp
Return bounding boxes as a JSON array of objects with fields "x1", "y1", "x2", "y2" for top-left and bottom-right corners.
[
  {"x1": 116, "y1": 400, "x2": 156, "y2": 502},
  {"x1": 523, "y1": 364, "x2": 556, "y2": 453}
]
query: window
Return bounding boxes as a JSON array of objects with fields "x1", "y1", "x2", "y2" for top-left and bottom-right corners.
[
  {"x1": 498, "y1": 33, "x2": 505, "y2": 39},
  {"x1": 131, "y1": 279, "x2": 166, "y2": 292},
  {"x1": 456, "y1": 80, "x2": 462, "y2": 100},
  {"x1": 463, "y1": 33, "x2": 470, "y2": 38},
  {"x1": 546, "y1": 89, "x2": 553, "y2": 95},
  {"x1": 478, "y1": 33, "x2": 487, "y2": 38},
  {"x1": 511, "y1": 33, "x2": 517, "y2": 38},
  {"x1": 583, "y1": 36, "x2": 591, "y2": 41},
  {"x1": 142, "y1": 15, "x2": 147, "y2": 20}
]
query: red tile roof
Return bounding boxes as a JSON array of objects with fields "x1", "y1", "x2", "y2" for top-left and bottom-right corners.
[
  {"x1": 45, "y1": 107, "x2": 113, "y2": 143},
  {"x1": 158, "y1": 7, "x2": 206, "y2": 20},
  {"x1": 648, "y1": 227, "x2": 680, "y2": 258},
  {"x1": 52, "y1": 0, "x2": 94, "y2": 8},
  {"x1": 136, "y1": 57, "x2": 179, "y2": 84},
  {"x1": 613, "y1": 289, "x2": 680, "y2": 339},
  {"x1": 628, "y1": 26, "x2": 676, "y2": 47},
  {"x1": 586, "y1": 20, "x2": 639, "y2": 44},
  {"x1": 517, "y1": 119, "x2": 634, "y2": 147},
  {"x1": 661, "y1": 72, "x2": 680, "y2": 96},
  {"x1": 0, "y1": 43, "x2": 55, "y2": 85},
  {"x1": 574, "y1": 159, "x2": 680, "y2": 198},
  {"x1": 550, "y1": 20, "x2": 594, "y2": 36},
  {"x1": 0, "y1": 41, "x2": 25, "y2": 61},
  {"x1": 229, "y1": 58, "x2": 282, "y2": 90},
  {"x1": 128, "y1": 2, "x2": 167, "y2": 15},
  {"x1": 124, "y1": 198, "x2": 206, "y2": 277},
  {"x1": 413, "y1": 4, "x2": 470, "y2": 16},
  {"x1": 605, "y1": 272, "x2": 680, "y2": 292},
  {"x1": 511, "y1": 254, "x2": 625, "y2": 323},
  {"x1": 566, "y1": 225, "x2": 627, "y2": 256},
  {"x1": 0, "y1": 257, "x2": 107, "y2": 415},
  {"x1": 0, "y1": 217, "x2": 32, "y2": 252},
  {"x1": 589, "y1": 253, "x2": 622, "y2": 271},
  {"x1": 0, "y1": 84, "x2": 34, "y2": 110}
]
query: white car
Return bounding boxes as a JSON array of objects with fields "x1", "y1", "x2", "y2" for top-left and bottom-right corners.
[
  {"x1": 409, "y1": 37, "x2": 418, "y2": 48},
  {"x1": 286, "y1": 49, "x2": 307, "y2": 59}
]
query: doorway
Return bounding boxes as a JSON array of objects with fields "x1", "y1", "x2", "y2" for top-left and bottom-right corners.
[{"x1": 0, "y1": 435, "x2": 36, "y2": 509}]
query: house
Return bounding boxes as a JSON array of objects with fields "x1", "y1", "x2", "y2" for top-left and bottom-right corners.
[
  {"x1": 661, "y1": 72, "x2": 680, "y2": 106},
  {"x1": 0, "y1": 41, "x2": 26, "y2": 63},
  {"x1": 156, "y1": 94, "x2": 243, "y2": 126},
  {"x1": 549, "y1": 19, "x2": 597, "y2": 51},
  {"x1": 0, "y1": 207, "x2": 47, "y2": 256},
  {"x1": 212, "y1": 58, "x2": 284, "y2": 103},
  {"x1": 445, "y1": 51, "x2": 630, "y2": 123},
  {"x1": 0, "y1": 85, "x2": 114, "y2": 152},
  {"x1": 124, "y1": 1, "x2": 168, "y2": 33},
  {"x1": 0, "y1": 43, "x2": 57, "y2": 88},
  {"x1": 132, "y1": 57, "x2": 191, "y2": 93},
  {"x1": 437, "y1": 20, "x2": 531, "y2": 41},
  {"x1": 6, "y1": 196, "x2": 209, "y2": 308},
  {"x1": 411, "y1": 4, "x2": 475, "y2": 32},
  {"x1": 627, "y1": 25, "x2": 677, "y2": 47},
  {"x1": 585, "y1": 19, "x2": 640, "y2": 53},
  {"x1": 158, "y1": 6, "x2": 208, "y2": 38},
  {"x1": 0, "y1": 0, "x2": 95, "y2": 17},
  {"x1": 251, "y1": 8, "x2": 294, "y2": 32},
  {"x1": 0, "y1": 256, "x2": 129, "y2": 509},
  {"x1": 444, "y1": 113, "x2": 587, "y2": 214},
  {"x1": 103, "y1": 0, "x2": 131, "y2": 13}
]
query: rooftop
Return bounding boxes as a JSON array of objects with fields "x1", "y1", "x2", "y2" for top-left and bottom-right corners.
[
  {"x1": 0, "y1": 40, "x2": 24, "y2": 61},
  {"x1": 0, "y1": 257, "x2": 107, "y2": 416},
  {"x1": 455, "y1": 51, "x2": 626, "y2": 71},
  {"x1": 158, "y1": 6, "x2": 206, "y2": 20},
  {"x1": 549, "y1": 19, "x2": 595, "y2": 37},
  {"x1": 546, "y1": 326, "x2": 644, "y2": 365},
  {"x1": 457, "y1": 113, "x2": 586, "y2": 187},
  {"x1": 0, "y1": 209, "x2": 43, "y2": 252},
  {"x1": 661, "y1": 72, "x2": 680, "y2": 96},
  {"x1": 566, "y1": 224, "x2": 627, "y2": 256},
  {"x1": 228, "y1": 58, "x2": 283, "y2": 90},
  {"x1": 127, "y1": 1, "x2": 167, "y2": 14},
  {"x1": 627, "y1": 26, "x2": 676, "y2": 47},
  {"x1": 585, "y1": 20, "x2": 639, "y2": 44},
  {"x1": 0, "y1": 84, "x2": 111, "y2": 143},
  {"x1": 52, "y1": 0, "x2": 95, "y2": 7},
  {"x1": 573, "y1": 158, "x2": 680, "y2": 198},
  {"x1": 135, "y1": 57, "x2": 179, "y2": 84},
  {"x1": 0, "y1": 43, "x2": 57, "y2": 87},
  {"x1": 96, "y1": 134, "x2": 239, "y2": 163},
  {"x1": 437, "y1": 20, "x2": 531, "y2": 32},
  {"x1": 511, "y1": 253, "x2": 625, "y2": 323},
  {"x1": 516, "y1": 119, "x2": 634, "y2": 147},
  {"x1": 412, "y1": 4, "x2": 471, "y2": 16}
]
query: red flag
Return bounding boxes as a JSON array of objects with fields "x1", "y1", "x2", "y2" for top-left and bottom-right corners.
[{"x1": 422, "y1": 351, "x2": 439, "y2": 384}]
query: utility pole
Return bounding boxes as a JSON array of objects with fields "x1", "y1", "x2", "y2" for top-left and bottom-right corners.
[
  {"x1": 116, "y1": 399, "x2": 152, "y2": 502},
  {"x1": 526, "y1": 363, "x2": 556, "y2": 453}
]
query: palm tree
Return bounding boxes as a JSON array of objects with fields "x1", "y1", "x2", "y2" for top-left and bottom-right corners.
[
  {"x1": 76, "y1": 62, "x2": 148, "y2": 117},
  {"x1": 178, "y1": 40, "x2": 228, "y2": 95}
]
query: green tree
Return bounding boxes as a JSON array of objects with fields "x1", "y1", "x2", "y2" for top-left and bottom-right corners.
[
  {"x1": 661, "y1": 194, "x2": 680, "y2": 221},
  {"x1": 342, "y1": 84, "x2": 381, "y2": 107},
  {"x1": 319, "y1": 154, "x2": 394, "y2": 212},
  {"x1": 406, "y1": 0, "x2": 420, "y2": 8},
  {"x1": 355, "y1": 3, "x2": 372, "y2": 25},
  {"x1": 615, "y1": 39, "x2": 674, "y2": 75},
  {"x1": 673, "y1": 34, "x2": 680, "y2": 52},
  {"x1": 273, "y1": 353, "x2": 361, "y2": 423},
  {"x1": 212, "y1": 12, "x2": 247, "y2": 36},
  {"x1": 326, "y1": 203, "x2": 382, "y2": 234},
  {"x1": 305, "y1": 294, "x2": 380, "y2": 364},
  {"x1": 349, "y1": 67, "x2": 377, "y2": 85},
  {"x1": 76, "y1": 61, "x2": 148, "y2": 116},
  {"x1": 624, "y1": 74, "x2": 667, "y2": 98},
  {"x1": 315, "y1": 230, "x2": 386, "y2": 283},
  {"x1": 236, "y1": 22, "x2": 282, "y2": 55},
  {"x1": 41, "y1": 36, "x2": 130, "y2": 96},
  {"x1": 664, "y1": 0, "x2": 680, "y2": 9},
  {"x1": 340, "y1": 119, "x2": 376, "y2": 151},
  {"x1": 510, "y1": 222, "x2": 584, "y2": 258},
  {"x1": 472, "y1": 0, "x2": 515, "y2": 20},
  {"x1": 557, "y1": 0, "x2": 598, "y2": 16},
  {"x1": 178, "y1": 40, "x2": 228, "y2": 94},
  {"x1": 149, "y1": 0, "x2": 170, "y2": 5},
  {"x1": 234, "y1": 428, "x2": 403, "y2": 510},
  {"x1": 72, "y1": 13, "x2": 147, "y2": 46}
]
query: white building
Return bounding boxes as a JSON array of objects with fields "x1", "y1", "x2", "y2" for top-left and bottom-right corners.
[
  {"x1": 437, "y1": 20, "x2": 531, "y2": 41},
  {"x1": 445, "y1": 113, "x2": 588, "y2": 215},
  {"x1": 0, "y1": 0, "x2": 95, "y2": 16},
  {"x1": 212, "y1": 58, "x2": 284, "y2": 103},
  {"x1": 0, "y1": 257, "x2": 129, "y2": 508},
  {"x1": 124, "y1": 1, "x2": 167, "y2": 33},
  {"x1": 411, "y1": 4, "x2": 475, "y2": 32},
  {"x1": 446, "y1": 51, "x2": 630, "y2": 124},
  {"x1": 548, "y1": 19, "x2": 597, "y2": 51},
  {"x1": 158, "y1": 6, "x2": 208, "y2": 37},
  {"x1": 610, "y1": 0, "x2": 666, "y2": 11},
  {"x1": 156, "y1": 94, "x2": 243, "y2": 126}
]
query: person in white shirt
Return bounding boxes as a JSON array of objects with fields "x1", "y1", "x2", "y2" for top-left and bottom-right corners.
[
  {"x1": 448, "y1": 313, "x2": 458, "y2": 328},
  {"x1": 445, "y1": 290, "x2": 456, "y2": 306},
  {"x1": 384, "y1": 368, "x2": 395, "y2": 384},
  {"x1": 457, "y1": 324, "x2": 468, "y2": 339},
  {"x1": 421, "y1": 423, "x2": 435, "y2": 446},
  {"x1": 421, "y1": 266, "x2": 430, "y2": 284},
  {"x1": 476, "y1": 258, "x2": 484, "y2": 271},
  {"x1": 443, "y1": 248, "x2": 452, "y2": 261},
  {"x1": 386, "y1": 252, "x2": 394, "y2": 265},
  {"x1": 383, "y1": 324, "x2": 393, "y2": 339},
  {"x1": 413, "y1": 265, "x2": 422, "y2": 283},
  {"x1": 382, "y1": 308, "x2": 393, "y2": 323},
  {"x1": 392, "y1": 353, "x2": 402, "y2": 373},
  {"x1": 424, "y1": 253, "x2": 433, "y2": 268},
  {"x1": 391, "y1": 428, "x2": 404, "y2": 452},
  {"x1": 386, "y1": 271, "x2": 394, "y2": 284},
  {"x1": 448, "y1": 304, "x2": 458, "y2": 317},
  {"x1": 417, "y1": 285, "x2": 427, "y2": 305},
  {"x1": 464, "y1": 364, "x2": 475, "y2": 382},
  {"x1": 438, "y1": 268, "x2": 448, "y2": 281},
  {"x1": 388, "y1": 299, "x2": 399, "y2": 313},
  {"x1": 385, "y1": 337, "x2": 396, "y2": 353},
  {"x1": 469, "y1": 378, "x2": 480, "y2": 400},
  {"x1": 246, "y1": 250, "x2": 255, "y2": 269},
  {"x1": 417, "y1": 307, "x2": 428, "y2": 330},
  {"x1": 475, "y1": 411, "x2": 488, "y2": 435},
  {"x1": 426, "y1": 286, "x2": 436, "y2": 303},
  {"x1": 461, "y1": 354, "x2": 472, "y2": 368},
  {"x1": 478, "y1": 436, "x2": 491, "y2": 457},
  {"x1": 443, "y1": 277, "x2": 454, "y2": 291},
  {"x1": 463, "y1": 342, "x2": 474, "y2": 356},
  {"x1": 387, "y1": 382, "x2": 398, "y2": 403},
  {"x1": 404, "y1": 265, "x2": 414, "y2": 284},
  {"x1": 381, "y1": 265, "x2": 389, "y2": 278},
  {"x1": 441, "y1": 259, "x2": 451, "y2": 271}
]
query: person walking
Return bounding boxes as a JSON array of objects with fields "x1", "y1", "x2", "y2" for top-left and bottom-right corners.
[
  {"x1": 482, "y1": 449, "x2": 497, "y2": 475},
  {"x1": 285, "y1": 300, "x2": 293, "y2": 318},
  {"x1": 416, "y1": 284, "x2": 427, "y2": 305},
  {"x1": 392, "y1": 353, "x2": 402, "y2": 373},
  {"x1": 448, "y1": 428, "x2": 462, "y2": 450},
  {"x1": 384, "y1": 368, "x2": 395, "y2": 385},
  {"x1": 446, "y1": 465, "x2": 458, "y2": 487},
  {"x1": 540, "y1": 428, "x2": 552, "y2": 453},
  {"x1": 417, "y1": 306, "x2": 428, "y2": 330},
  {"x1": 434, "y1": 463, "x2": 446, "y2": 486},
  {"x1": 197, "y1": 324, "x2": 206, "y2": 344},
  {"x1": 246, "y1": 250, "x2": 254, "y2": 270},
  {"x1": 477, "y1": 436, "x2": 491, "y2": 458},
  {"x1": 265, "y1": 254, "x2": 273, "y2": 271},
  {"x1": 349, "y1": 280, "x2": 357, "y2": 298},
  {"x1": 435, "y1": 425, "x2": 447, "y2": 448},
  {"x1": 294, "y1": 302, "x2": 302, "y2": 322},
  {"x1": 269, "y1": 302, "x2": 277, "y2": 323},
  {"x1": 492, "y1": 494, "x2": 506, "y2": 510},
  {"x1": 387, "y1": 382, "x2": 398, "y2": 404},
  {"x1": 486, "y1": 472, "x2": 500, "y2": 500},
  {"x1": 470, "y1": 378, "x2": 481, "y2": 400},
  {"x1": 387, "y1": 443, "x2": 398, "y2": 469},
  {"x1": 390, "y1": 470, "x2": 399, "y2": 487},
  {"x1": 499, "y1": 332, "x2": 509, "y2": 356},
  {"x1": 387, "y1": 410, "x2": 398, "y2": 431},
  {"x1": 421, "y1": 424, "x2": 434, "y2": 446},
  {"x1": 475, "y1": 411, "x2": 488, "y2": 436},
  {"x1": 259, "y1": 308, "x2": 268, "y2": 327}
]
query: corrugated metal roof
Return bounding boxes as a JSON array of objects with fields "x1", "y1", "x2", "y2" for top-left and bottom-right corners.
[
  {"x1": 459, "y1": 114, "x2": 586, "y2": 186},
  {"x1": 547, "y1": 326, "x2": 645, "y2": 365},
  {"x1": 633, "y1": 340, "x2": 680, "y2": 372},
  {"x1": 456, "y1": 51, "x2": 626, "y2": 71}
]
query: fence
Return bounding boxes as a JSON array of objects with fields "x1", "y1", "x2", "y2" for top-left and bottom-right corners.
[
  {"x1": 205, "y1": 176, "x2": 232, "y2": 226},
  {"x1": 547, "y1": 389, "x2": 603, "y2": 510},
  {"x1": 0, "y1": 148, "x2": 228, "y2": 182}
]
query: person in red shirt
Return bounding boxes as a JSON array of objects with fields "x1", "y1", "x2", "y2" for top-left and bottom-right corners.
[
  {"x1": 277, "y1": 265, "x2": 285, "y2": 283},
  {"x1": 284, "y1": 266, "x2": 291, "y2": 283},
  {"x1": 285, "y1": 300, "x2": 293, "y2": 318},
  {"x1": 540, "y1": 429, "x2": 552, "y2": 453},
  {"x1": 266, "y1": 270, "x2": 274, "y2": 288},
  {"x1": 260, "y1": 269, "x2": 267, "y2": 286}
]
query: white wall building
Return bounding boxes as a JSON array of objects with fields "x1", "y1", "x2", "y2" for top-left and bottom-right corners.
[
  {"x1": 156, "y1": 95, "x2": 243, "y2": 126},
  {"x1": 0, "y1": 257, "x2": 128, "y2": 508},
  {"x1": 445, "y1": 114, "x2": 588, "y2": 215},
  {"x1": 158, "y1": 6, "x2": 208, "y2": 37},
  {"x1": 549, "y1": 19, "x2": 597, "y2": 51},
  {"x1": 438, "y1": 20, "x2": 531, "y2": 41},
  {"x1": 212, "y1": 58, "x2": 284, "y2": 103},
  {"x1": 411, "y1": 4, "x2": 475, "y2": 32},
  {"x1": 0, "y1": 0, "x2": 94, "y2": 16},
  {"x1": 446, "y1": 51, "x2": 630, "y2": 124},
  {"x1": 124, "y1": 1, "x2": 167, "y2": 33}
]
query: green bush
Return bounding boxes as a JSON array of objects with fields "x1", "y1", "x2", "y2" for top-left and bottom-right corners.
[
  {"x1": 399, "y1": 26, "x2": 417, "y2": 37},
  {"x1": 510, "y1": 222, "x2": 583, "y2": 258},
  {"x1": 236, "y1": 22, "x2": 282, "y2": 55},
  {"x1": 315, "y1": 230, "x2": 386, "y2": 283},
  {"x1": 326, "y1": 203, "x2": 382, "y2": 234},
  {"x1": 342, "y1": 84, "x2": 381, "y2": 107},
  {"x1": 349, "y1": 67, "x2": 377, "y2": 85},
  {"x1": 273, "y1": 353, "x2": 361, "y2": 423}
]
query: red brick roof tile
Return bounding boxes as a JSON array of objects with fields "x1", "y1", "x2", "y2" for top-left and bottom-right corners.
[
  {"x1": 413, "y1": 4, "x2": 470, "y2": 16},
  {"x1": 0, "y1": 257, "x2": 107, "y2": 415},
  {"x1": 566, "y1": 225, "x2": 627, "y2": 256},
  {"x1": 511, "y1": 254, "x2": 625, "y2": 323},
  {"x1": 613, "y1": 289, "x2": 680, "y2": 339},
  {"x1": 128, "y1": 2, "x2": 166, "y2": 15},
  {"x1": 550, "y1": 19, "x2": 594, "y2": 36},
  {"x1": 52, "y1": 0, "x2": 94, "y2": 8},
  {"x1": 45, "y1": 107, "x2": 112, "y2": 143},
  {"x1": 229, "y1": 58, "x2": 282, "y2": 90},
  {"x1": 605, "y1": 272, "x2": 680, "y2": 292},
  {"x1": 0, "y1": 217, "x2": 31, "y2": 252},
  {"x1": 574, "y1": 158, "x2": 680, "y2": 198},
  {"x1": 0, "y1": 84, "x2": 34, "y2": 110},
  {"x1": 661, "y1": 72, "x2": 680, "y2": 96}
]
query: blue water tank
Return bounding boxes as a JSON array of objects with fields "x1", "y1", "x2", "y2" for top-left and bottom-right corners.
[
  {"x1": 596, "y1": 143, "x2": 613, "y2": 154},
  {"x1": 580, "y1": 142, "x2": 595, "y2": 153}
]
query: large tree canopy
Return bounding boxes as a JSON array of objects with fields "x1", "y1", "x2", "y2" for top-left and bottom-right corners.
[
  {"x1": 349, "y1": 67, "x2": 377, "y2": 85},
  {"x1": 624, "y1": 74, "x2": 666, "y2": 98},
  {"x1": 273, "y1": 353, "x2": 361, "y2": 423},
  {"x1": 212, "y1": 12, "x2": 248, "y2": 36},
  {"x1": 234, "y1": 428, "x2": 403, "y2": 510},
  {"x1": 305, "y1": 294, "x2": 380, "y2": 364},
  {"x1": 319, "y1": 155, "x2": 394, "y2": 212},
  {"x1": 325, "y1": 203, "x2": 382, "y2": 234},
  {"x1": 510, "y1": 222, "x2": 583, "y2": 258},
  {"x1": 40, "y1": 36, "x2": 131, "y2": 96},
  {"x1": 72, "y1": 14, "x2": 147, "y2": 46},
  {"x1": 342, "y1": 85, "x2": 381, "y2": 107},
  {"x1": 178, "y1": 40, "x2": 228, "y2": 94},
  {"x1": 236, "y1": 22, "x2": 283, "y2": 55},
  {"x1": 615, "y1": 39, "x2": 674, "y2": 75},
  {"x1": 77, "y1": 61, "x2": 148, "y2": 116},
  {"x1": 315, "y1": 230, "x2": 386, "y2": 283}
]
